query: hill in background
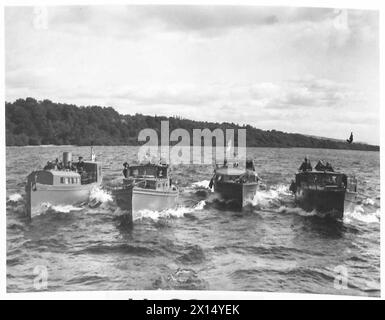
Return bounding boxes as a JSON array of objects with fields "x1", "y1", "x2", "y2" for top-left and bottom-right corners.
[{"x1": 5, "y1": 98, "x2": 379, "y2": 151}]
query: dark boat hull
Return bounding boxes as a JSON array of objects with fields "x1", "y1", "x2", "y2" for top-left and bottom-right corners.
[
  {"x1": 295, "y1": 188, "x2": 357, "y2": 219},
  {"x1": 113, "y1": 185, "x2": 133, "y2": 211},
  {"x1": 214, "y1": 182, "x2": 258, "y2": 209}
]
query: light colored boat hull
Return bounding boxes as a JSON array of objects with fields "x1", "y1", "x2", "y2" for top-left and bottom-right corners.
[
  {"x1": 26, "y1": 182, "x2": 100, "y2": 218},
  {"x1": 112, "y1": 186, "x2": 179, "y2": 221},
  {"x1": 132, "y1": 188, "x2": 179, "y2": 220}
]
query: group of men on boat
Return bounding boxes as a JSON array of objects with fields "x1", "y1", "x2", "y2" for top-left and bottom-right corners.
[
  {"x1": 122, "y1": 159, "x2": 169, "y2": 179},
  {"x1": 289, "y1": 158, "x2": 336, "y2": 194},
  {"x1": 208, "y1": 159, "x2": 259, "y2": 189},
  {"x1": 44, "y1": 156, "x2": 86, "y2": 173},
  {"x1": 298, "y1": 157, "x2": 334, "y2": 172}
]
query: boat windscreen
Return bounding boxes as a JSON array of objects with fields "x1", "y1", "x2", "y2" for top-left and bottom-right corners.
[
  {"x1": 297, "y1": 173, "x2": 344, "y2": 187},
  {"x1": 130, "y1": 166, "x2": 168, "y2": 178},
  {"x1": 82, "y1": 162, "x2": 99, "y2": 184}
]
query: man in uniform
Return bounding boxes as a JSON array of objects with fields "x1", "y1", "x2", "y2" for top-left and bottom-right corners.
[
  {"x1": 77, "y1": 156, "x2": 85, "y2": 173},
  {"x1": 123, "y1": 162, "x2": 129, "y2": 178},
  {"x1": 299, "y1": 157, "x2": 312, "y2": 172}
]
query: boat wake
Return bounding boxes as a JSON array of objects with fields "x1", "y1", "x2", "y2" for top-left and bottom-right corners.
[
  {"x1": 34, "y1": 187, "x2": 114, "y2": 216},
  {"x1": 6, "y1": 193, "x2": 27, "y2": 217},
  {"x1": 277, "y1": 205, "x2": 319, "y2": 217},
  {"x1": 247, "y1": 185, "x2": 381, "y2": 224},
  {"x1": 88, "y1": 186, "x2": 113, "y2": 208},
  {"x1": 134, "y1": 200, "x2": 206, "y2": 222},
  {"x1": 34, "y1": 203, "x2": 84, "y2": 216},
  {"x1": 8, "y1": 187, "x2": 114, "y2": 217},
  {"x1": 191, "y1": 180, "x2": 212, "y2": 190},
  {"x1": 7, "y1": 193, "x2": 23, "y2": 203},
  {"x1": 191, "y1": 183, "x2": 293, "y2": 211},
  {"x1": 344, "y1": 206, "x2": 380, "y2": 224},
  {"x1": 246, "y1": 184, "x2": 292, "y2": 209},
  {"x1": 183, "y1": 180, "x2": 213, "y2": 199},
  {"x1": 277, "y1": 201, "x2": 380, "y2": 224}
]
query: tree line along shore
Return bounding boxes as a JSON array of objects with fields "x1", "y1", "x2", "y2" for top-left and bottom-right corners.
[{"x1": 5, "y1": 98, "x2": 379, "y2": 151}]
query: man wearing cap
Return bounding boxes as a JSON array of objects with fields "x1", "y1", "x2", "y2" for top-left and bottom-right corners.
[
  {"x1": 299, "y1": 157, "x2": 312, "y2": 172},
  {"x1": 77, "y1": 156, "x2": 85, "y2": 173},
  {"x1": 123, "y1": 162, "x2": 129, "y2": 178}
]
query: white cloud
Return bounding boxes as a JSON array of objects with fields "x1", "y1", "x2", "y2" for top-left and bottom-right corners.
[{"x1": 4, "y1": 5, "x2": 379, "y2": 144}]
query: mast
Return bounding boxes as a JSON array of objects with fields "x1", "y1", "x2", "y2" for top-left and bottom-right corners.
[{"x1": 90, "y1": 140, "x2": 96, "y2": 161}]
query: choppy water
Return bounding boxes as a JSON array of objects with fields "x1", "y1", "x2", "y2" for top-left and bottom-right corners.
[{"x1": 6, "y1": 146, "x2": 380, "y2": 296}]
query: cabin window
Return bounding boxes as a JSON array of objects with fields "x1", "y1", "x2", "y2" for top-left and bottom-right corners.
[
  {"x1": 60, "y1": 177, "x2": 65, "y2": 184},
  {"x1": 133, "y1": 169, "x2": 138, "y2": 177}
]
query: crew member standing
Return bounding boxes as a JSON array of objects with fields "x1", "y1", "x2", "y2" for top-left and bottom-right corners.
[
  {"x1": 77, "y1": 156, "x2": 85, "y2": 173},
  {"x1": 299, "y1": 157, "x2": 312, "y2": 172},
  {"x1": 123, "y1": 162, "x2": 129, "y2": 178}
]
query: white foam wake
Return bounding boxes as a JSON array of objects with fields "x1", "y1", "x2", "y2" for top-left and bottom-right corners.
[
  {"x1": 134, "y1": 200, "x2": 206, "y2": 222},
  {"x1": 344, "y1": 205, "x2": 380, "y2": 224},
  {"x1": 191, "y1": 180, "x2": 213, "y2": 191},
  {"x1": 278, "y1": 206, "x2": 318, "y2": 217},
  {"x1": 89, "y1": 186, "x2": 113, "y2": 203},
  {"x1": 88, "y1": 186, "x2": 113, "y2": 209},
  {"x1": 362, "y1": 198, "x2": 376, "y2": 206},
  {"x1": 247, "y1": 184, "x2": 291, "y2": 207},
  {"x1": 33, "y1": 202, "x2": 84, "y2": 215},
  {"x1": 277, "y1": 203, "x2": 380, "y2": 223},
  {"x1": 8, "y1": 193, "x2": 23, "y2": 202},
  {"x1": 49, "y1": 204, "x2": 84, "y2": 213}
]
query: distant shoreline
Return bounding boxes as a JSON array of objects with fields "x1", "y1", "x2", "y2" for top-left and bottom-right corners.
[
  {"x1": 6, "y1": 98, "x2": 379, "y2": 151},
  {"x1": 6, "y1": 145, "x2": 380, "y2": 152}
]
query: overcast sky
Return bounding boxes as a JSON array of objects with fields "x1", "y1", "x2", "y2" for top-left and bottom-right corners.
[{"x1": 5, "y1": 6, "x2": 379, "y2": 144}]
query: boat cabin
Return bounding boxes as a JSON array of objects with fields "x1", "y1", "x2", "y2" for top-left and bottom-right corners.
[
  {"x1": 27, "y1": 161, "x2": 102, "y2": 187},
  {"x1": 81, "y1": 161, "x2": 103, "y2": 184},
  {"x1": 128, "y1": 163, "x2": 168, "y2": 179},
  {"x1": 214, "y1": 167, "x2": 259, "y2": 184},
  {"x1": 123, "y1": 163, "x2": 173, "y2": 190}
]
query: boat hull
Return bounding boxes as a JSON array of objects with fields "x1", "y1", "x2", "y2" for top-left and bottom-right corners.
[
  {"x1": 26, "y1": 182, "x2": 100, "y2": 218},
  {"x1": 132, "y1": 188, "x2": 178, "y2": 220},
  {"x1": 113, "y1": 185, "x2": 133, "y2": 212},
  {"x1": 113, "y1": 186, "x2": 179, "y2": 221},
  {"x1": 214, "y1": 182, "x2": 258, "y2": 209},
  {"x1": 295, "y1": 188, "x2": 357, "y2": 219}
]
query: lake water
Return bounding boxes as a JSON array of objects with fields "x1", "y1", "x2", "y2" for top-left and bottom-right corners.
[{"x1": 6, "y1": 146, "x2": 380, "y2": 296}]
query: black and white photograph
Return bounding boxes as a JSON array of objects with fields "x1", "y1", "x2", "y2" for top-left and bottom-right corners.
[{"x1": 2, "y1": 1, "x2": 382, "y2": 299}]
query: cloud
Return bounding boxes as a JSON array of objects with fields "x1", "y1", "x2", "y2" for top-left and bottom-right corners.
[
  {"x1": 37, "y1": 79, "x2": 369, "y2": 121},
  {"x1": 4, "y1": 6, "x2": 379, "y2": 144},
  {"x1": 11, "y1": 6, "x2": 375, "y2": 41}
]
